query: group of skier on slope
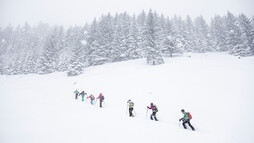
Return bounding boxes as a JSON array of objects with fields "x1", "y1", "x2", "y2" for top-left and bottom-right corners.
[
  {"x1": 74, "y1": 90, "x2": 105, "y2": 108},
  {"x1": 127, "y1": 99, "x2": 195, "y2": 131},
  {"x1": 73, "y1": 90, "x2": 195, "y2": 131}
]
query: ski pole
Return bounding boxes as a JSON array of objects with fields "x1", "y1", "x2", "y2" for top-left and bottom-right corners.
[
  {"x1": 126, "y1": 104, "x2": 128, "y2": 115},
  {"x1": 146, "y1": 108, "x2": 148, "y2": 117}
]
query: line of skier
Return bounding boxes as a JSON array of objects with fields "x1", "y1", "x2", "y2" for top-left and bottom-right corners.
[
  {"x1": 74, "y1": 90, "x2": 105, "y2": 108},
  {"x1": 73, "y1": 90, "x2": 195, "y2": 131},
  {"x1": 127, "y1": 99, "x2": 195, "y2": 131}
]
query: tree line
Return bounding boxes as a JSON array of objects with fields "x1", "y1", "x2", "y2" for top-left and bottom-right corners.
[{"x1": 0, "y1": 10, "x2": 253, "y2": 76}]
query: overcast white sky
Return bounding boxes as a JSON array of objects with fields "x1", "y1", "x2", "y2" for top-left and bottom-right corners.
[{"x1": 0, "y1": 0, "x2": 253, "y2": 27}]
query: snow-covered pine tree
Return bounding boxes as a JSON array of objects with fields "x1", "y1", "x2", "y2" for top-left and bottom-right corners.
[
  {"x1": 15, "y1": 23, "x2": 30, "y2": 74},
  {"x1": 163, "y1": 16, "x2": 183, "y2": 56},
  {"x1": 67, "y1": 26, "x2": 86, "y2": 76},
  {"x1": 184, "y1": 15, "x2": 196, "y2": 52},
  {"x1": 119, "y1": 12, "x2": 132, "y2": 61},
  {"x1": 230, "y1": 14, "x2": 254, "y2": 56},
  {"x1": 38, "y1": 27, "x2": 61, "y2": 74},
  {"x1": 18, "y1": 23, "x2": 43, "y2": 74},
  {"x1": 97, "y1": 13, "x2": 114, "y2": 63},
  {"x1": 2, "y1": 25, "x2": 22, "y2": 74},
  {"x1": 111, "y1": 13, "x2": 127, "y2": 62},
  {"x1": 0, "y1": 26, "x2": 12, "y2": 74},
  {"x1": 81, "y1": 23, "x2": 89, "y2": 61},
  {"x1": 210, "y1": 15, "x2": 227, "y2": 51},
  {"x1": 194, "y1": 16, "x2": 211, "y2": 52},
  {"x1": 136, "y1": 10, "x2": 147, "y2": 57},
  {"x1": 86, "y1": 18, "x2": 103, "y2": 66},
  {"x1": 155, "y1": 13, "x2": 166, "y2": 55},
  {"x1": 53, "y1": 26, "x2": 67, "y2": 72},
  {"x1": 225, "y1": 12, "x2": 242, "y2": 55},
  {"x1": 240, "y1": 14, "x2": 254, "y2": 56},
  {"x1": 170, "y1": 15, "x2": 185, "y2": 54},
  {"x1": 177, "y1": 16, "x2": 187, "y2": 53},
  {"x1": 210, "y1": 18, "x2": 217, "y2": 51},
  {"x1": 161, "y1": 17, "x2": 175, "y2": 57},
  {"x1": 32, "y1": 23, "x2": 52, "y2": 74},
  {"x1": 126, "y1": 15, "x2": 141, "y2": 59},
  {"x1": 145, "y1": 10, "x2": 164, "y2": 65}
]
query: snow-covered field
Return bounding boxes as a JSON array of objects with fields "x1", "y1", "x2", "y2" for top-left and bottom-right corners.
[{"x1": 1, "y1": 53, "x2": 254, "y2": 143}]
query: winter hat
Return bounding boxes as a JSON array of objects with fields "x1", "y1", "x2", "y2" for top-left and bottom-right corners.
[{"x1": 181, "y1": 109, "x2": 185, "y2": 112}]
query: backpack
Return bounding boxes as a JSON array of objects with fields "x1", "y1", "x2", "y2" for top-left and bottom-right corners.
[
  {"x1": 74, "y1": 90, "x2": 79, "y2": 95},
  {"x1": 153, "y1": 105, "x2": 158, "y2": 112},
  {"x1": 187, "y1": 112, "x2": 192, "y2": 119},
  {"x1": 101, "y1": 95, "x2": 104, "y2": 100}
]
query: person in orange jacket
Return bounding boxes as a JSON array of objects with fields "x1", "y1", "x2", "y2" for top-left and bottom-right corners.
[
  {"x1": 87, "y1": 94, "x2": 95, "y2": 105},
  {"x1": 97, "y1": 93, "x2": 105, "y2": 108}
]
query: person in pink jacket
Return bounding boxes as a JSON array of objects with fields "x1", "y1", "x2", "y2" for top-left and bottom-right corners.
[
  {"x1": 87, "y1": 94, "x2": 95, "y2": 105},
  {"x1": 147, "y1": 103, "x2": 158, "y2": 121}
]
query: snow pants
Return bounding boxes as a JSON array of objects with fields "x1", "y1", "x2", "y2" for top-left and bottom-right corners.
[
  {"x1": 99, "y1": 101, "x2": 103, "y2": 108},
  {"x1": 151, "y1": 112, "x2": 158, "y2": 121},
  {"x1": 129, "y1": 108, "x2": 134, "y2": 117},
  {"x1": 183, "y1": 119, "x2": 195, "y2": 130},
  {"x1": 91, "y1": 100, "x2": 94, "y2": 105},
  {"x1": 82, "y1": 95, "x2": 85, "y2": 101}
]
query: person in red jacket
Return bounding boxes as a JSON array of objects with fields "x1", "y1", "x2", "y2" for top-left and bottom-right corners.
[
  {"x1": 97, "y1": 93, "x2": 105, "y2": 108},
  {"x1": 87, "y1": 94, "x2": 95, "y2": 105}
]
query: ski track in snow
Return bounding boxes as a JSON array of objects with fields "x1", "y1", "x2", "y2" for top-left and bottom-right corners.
[{"x1": 0, "y1": 52, "x2": 254, "y2": 143}]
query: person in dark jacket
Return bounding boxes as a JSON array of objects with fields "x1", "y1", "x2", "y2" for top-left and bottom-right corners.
[
  {"x1": 79, "y1": 91, "x2": 87, "y2": 101},
  {"x1": 96, "y1": 93, "x2": 105, "y2": 108},
  {"x1": 179, "y1": 109, "x2": 195, "y2": 131},
  {"x1": 147, "y1": 103, "x2": 158, "y2": 121},
  {"x1": 127, "y1": 100, "x2": 134, "y2": 117},
  {"x1": 74, "y1": 90, "x2": 79, "y2": 99}
]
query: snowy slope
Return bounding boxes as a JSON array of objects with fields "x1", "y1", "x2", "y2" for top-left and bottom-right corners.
[{"x1": 1, "y1": 53, "x2": 254, "y2": 143}]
